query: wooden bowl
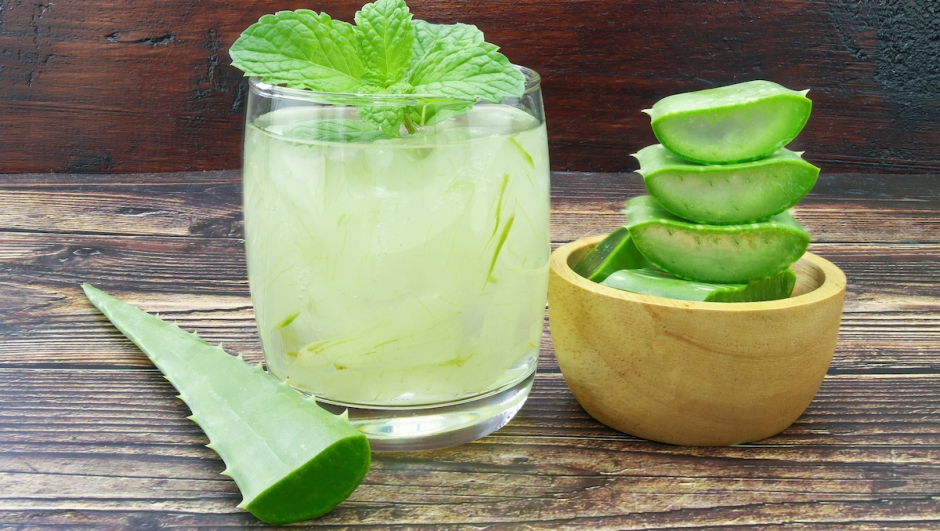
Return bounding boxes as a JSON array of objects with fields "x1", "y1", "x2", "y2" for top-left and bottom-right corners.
[{"x1": 549, "y1": 235, "x2": 847, "y2": 446}]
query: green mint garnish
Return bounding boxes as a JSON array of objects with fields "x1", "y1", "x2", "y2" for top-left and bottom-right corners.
[
  {"x1": 410, "y1": 21, "x2": 484, "y2": 73},
  {"x1": 408, "y1": 40, "x2": 522, "y2": 103},
  {"x1": 230, "y1": 11, "x2": 363, "y2": 92},
  {"x1": 354, "y1": 0, "x2": 414, "y2": 86},
  {"x1": 230, "y1": 0, "x2": 526, "y2": 139},
  {"x1": 284, "y1": 120, "x2": 389, "y2": 143}
]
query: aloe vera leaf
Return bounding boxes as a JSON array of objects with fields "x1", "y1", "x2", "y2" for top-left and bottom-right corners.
[
  {"x1": 82, "y1": 284, "x2": 370, "y2": 525},
  {"x1": 572, "y1": 227, "x2": 652, "y2": 282},
  {"x1": 643, "y1": 80, "x2": 812, "y2": 164},
  {"x1": 601, "y1": 267, "x2": 796, "y2": 302},
  {"x1": 634, "y1": 144, "x2": 819, "y2": 224},
  {"x1": 624, "y1": 195, "x2": 809, "y2": 283}
]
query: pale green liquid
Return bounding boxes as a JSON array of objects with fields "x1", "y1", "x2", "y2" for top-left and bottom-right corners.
[{"x1": 243, "y1": 105, "x2": 550, "y2": 406}]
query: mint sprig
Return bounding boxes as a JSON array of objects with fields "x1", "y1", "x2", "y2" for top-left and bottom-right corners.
[
  {"x1": 355, "y1": 0, "x2": 414, "y2": 86},
  {"x1": 230, "y1": 10, "x2": 363, "y2": 92},
  {"x1": 231, "y1": 0, "x2": 526, "y2": 139},
  {"x1": 284, "y1": 120, "x2": 390, "y2": 143}
]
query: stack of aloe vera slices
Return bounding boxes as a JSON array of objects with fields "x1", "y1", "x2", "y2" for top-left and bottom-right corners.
[{"x1": 575, "y1": 80, "x2": 818, "y2": 302}]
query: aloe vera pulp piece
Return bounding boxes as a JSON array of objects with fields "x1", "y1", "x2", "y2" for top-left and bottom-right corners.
[
  {"x1": 643, "y1": 80, "x2": 812, "y2": 164},
  {"x1": 572, "y1": 227, "x2": 652, "y2": 282},
  {"x1": 82, "y1": 284, "x2": 370, "y2": 525},
  {"x1": 624, "y1": 195, "x2": 809, "y2": 283},
  {"x1": 601, "y1": 266, "x2": 796, "y2": 302},
  {"x1": 634, "y1": 144, "x2": 819, "y2": 224}
]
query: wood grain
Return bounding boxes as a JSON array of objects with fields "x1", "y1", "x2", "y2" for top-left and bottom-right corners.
[
  {"x1": 1, "y1": 1, "x2": 939, "y2": 174},
  {"x1": 1, "y1": 171, "x2": 939, "y2": 528},
  {"x1": 3, "y1": 370, "x2": 940, "y2": 528}
]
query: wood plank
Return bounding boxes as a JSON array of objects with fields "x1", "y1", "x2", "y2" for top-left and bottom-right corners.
[
  {"x1": 1, "y1": 231, "x2": 936, "y2": 372},
  {"x1": 0, "y1": 171, "x2": 244, "y2": 239},
  {"x1": 5, "y1": 370, "x2": 940, "y2": 447},
  {"x1": 1, "y1": 1, "x2": 939, "y2": 174},
  {"x1": 2, "y1": 370, "x2": 940, "y2": 527},
  {"x1": 2, "y1": 172, "x2": 939, "y2": 245},
  {"x1": 549, "y1": 173, "x2": 940, "y2": 245}
]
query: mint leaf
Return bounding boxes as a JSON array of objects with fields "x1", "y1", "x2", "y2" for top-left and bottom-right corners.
[
  {"x1": 356, "y1": 104, "x2": 406, "y2": 137},
  {"x1": 354, "y1": 0, "x2": 414, "y2": 87},
  {"x1": 408, "y1": 101, "x2": 474, "y2": 128},
  {"x1": 410, "y1": 21, "x2": 483, "y2": 73},
  {"x1": 283, "y1": 119, "x2": 389, "y2": 143},
  {"x1": 409, "y1": 41, "x2": 526, "y2": 103},
  {"x1": 352, "y1": 83, "x2": 408, "y2": 136},
  {"x1": 231, "y1": 10, "x2": 364, "y2": 92}
]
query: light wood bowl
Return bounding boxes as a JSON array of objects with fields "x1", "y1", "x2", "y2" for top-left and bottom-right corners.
[{"x1": 549, "y1": 235, "x2": 847, "y2": 446}]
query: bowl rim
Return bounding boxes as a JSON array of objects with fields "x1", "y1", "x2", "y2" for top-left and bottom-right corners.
[{"x1": 551, "y1": 235, "x2": 847, "y2": 312}]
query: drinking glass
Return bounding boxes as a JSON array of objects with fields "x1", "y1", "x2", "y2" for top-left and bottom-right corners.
[{"x1": 242, "y1": 67, "x2": 549, "y2": 451}]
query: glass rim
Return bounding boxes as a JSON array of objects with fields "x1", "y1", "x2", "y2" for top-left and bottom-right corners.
[{"x1": 247, "y1": 64, "x2": 541, "y2": 106}]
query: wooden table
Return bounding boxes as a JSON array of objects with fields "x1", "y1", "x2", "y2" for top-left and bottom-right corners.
[{"x1": 2, "y1": 170, "x2": 939, "y2": 529}]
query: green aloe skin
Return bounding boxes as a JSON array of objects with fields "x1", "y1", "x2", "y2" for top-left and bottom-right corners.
[
  {"x1": 624, "y1": 195, "x2": 810, "y2": 283},
  {"x1": 82, "y1": 284, "x2": 371, "y2": 525},
  {"x1": 634, "y1": 144, "x2": 819, "y2": 224},
  {"x1": 572, "y1": 227, "x2": 652, "y2": 282},
  {"x1": 643, "y1": 80, "x2": 812, "y2": 164},
  {"x1": 601, "y1": 267, "x2": 796, "y2": 303}
]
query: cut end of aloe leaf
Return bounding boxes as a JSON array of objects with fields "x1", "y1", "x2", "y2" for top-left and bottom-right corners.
[
  {"x1": 624, "y1": 195, "x2": 810, "y2": 283},
  {"x1": 81, "y1": 283, "x2": 371, "y2": 525},
  {"x1": 634, "y1": 144, "x2": 819, "y2": 224},
  {"x1": 601, "y1": 267, "x2": 796, "y2": 303},
  {"x1": 572, "y1": 227, "x2": 652, "y2": 282},
  {"x1": 242, "y1": 434, "x2": 372, "y2": 525},
  {"x1": 647, "y1": 80, "x2": 812, "y2": 164}
]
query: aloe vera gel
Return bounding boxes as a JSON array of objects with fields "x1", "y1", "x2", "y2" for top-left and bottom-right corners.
[
  {"x1": 575, "y1": 80, "x2": 816, "y2": 301},
  {"x1": 634, "y1": 144, "x2": 819, "y2": 224},
  {"x1": 624, "y1": 195, "x2": 809, "y2": 283},
  {"x1": 643, "y1": 80, "x2": 811, "y2": 164}
]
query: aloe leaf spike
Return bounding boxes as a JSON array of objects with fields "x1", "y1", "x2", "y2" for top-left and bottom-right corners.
[{"x1": 82, "y1": 284, "x2": 370, "y2": 525}]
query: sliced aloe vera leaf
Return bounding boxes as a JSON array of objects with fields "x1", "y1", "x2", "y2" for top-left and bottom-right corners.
[
  {"x1": 634, "y1": 144, "x2": 819, "y2": 224},
  {"x1": 624, "y1": 195, "x2": 809, "y2": 283},
  {"x1": 643, "y1": 80, "x2": 812, "y2": 164},
  {"x1": 82, "y1": 284, "x2": 370, "y2": 525},
  {"x1": 601, "y1": 266, "x2": 796, "y2": 302},
  {"x1": 572, "y1": 227, "x2": 652, "y2": 282}
]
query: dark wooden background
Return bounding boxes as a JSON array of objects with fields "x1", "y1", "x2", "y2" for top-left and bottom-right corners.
[{"x1": 1, "y1": 0, "x2": 939, "y2": 174}]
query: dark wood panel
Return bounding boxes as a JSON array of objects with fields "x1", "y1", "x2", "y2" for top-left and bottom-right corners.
[
  {"x1": 0, "y1": 171, "x2": 244, "y2": 238},
  {"x1": 0, "y1": 235, "x2": 938, "y2": 371},
  {"x1": 1, "y1": 1, "x2": 939, "y2": 174},
  {"x1": 3, "y1": 171, "x2": 940, "y2": 245},
  {"x1": 549, "y1": 172, "x2": 940, "y2": 245},
  {"x1": 6, "y1": 370, "x2": 940, "y2": 447},
  {"x1": 3, "y1": 370, "x2": 940, "y2": 528}
]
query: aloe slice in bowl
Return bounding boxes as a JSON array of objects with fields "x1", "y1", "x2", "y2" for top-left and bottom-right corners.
[
  {"x1": 601, "y1": 266, "x2": 796, "y2": 302},
  {"x1": 634, "y1": 144, "x2": 820, "y2": 224},
  {"x1": 572, "y1": 227, "x2": 652, "y2": 282},
  {"x1": 624, "y1": 195, "x2": 810, "y2": 283},
  {"x1": 643, "y1": 80, "x2": 812, "y2": 164}
]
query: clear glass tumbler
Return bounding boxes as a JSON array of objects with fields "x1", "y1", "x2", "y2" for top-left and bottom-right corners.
[{"x1": 242, "y1": 67, "x2": 549, "y2": 451}]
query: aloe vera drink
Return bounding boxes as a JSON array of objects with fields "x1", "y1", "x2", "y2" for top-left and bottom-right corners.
[{"x1": 243, "y1": 86, "x2": 549, "y2": 412}]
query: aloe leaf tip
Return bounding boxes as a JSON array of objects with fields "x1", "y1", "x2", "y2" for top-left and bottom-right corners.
[{"x1": 81, "y1": 283, "x2": 372, "y2": 525}]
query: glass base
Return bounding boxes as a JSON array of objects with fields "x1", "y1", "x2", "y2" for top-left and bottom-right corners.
[{"x1": 314, "y1": 369, "x2": 535, "y2": 452}]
